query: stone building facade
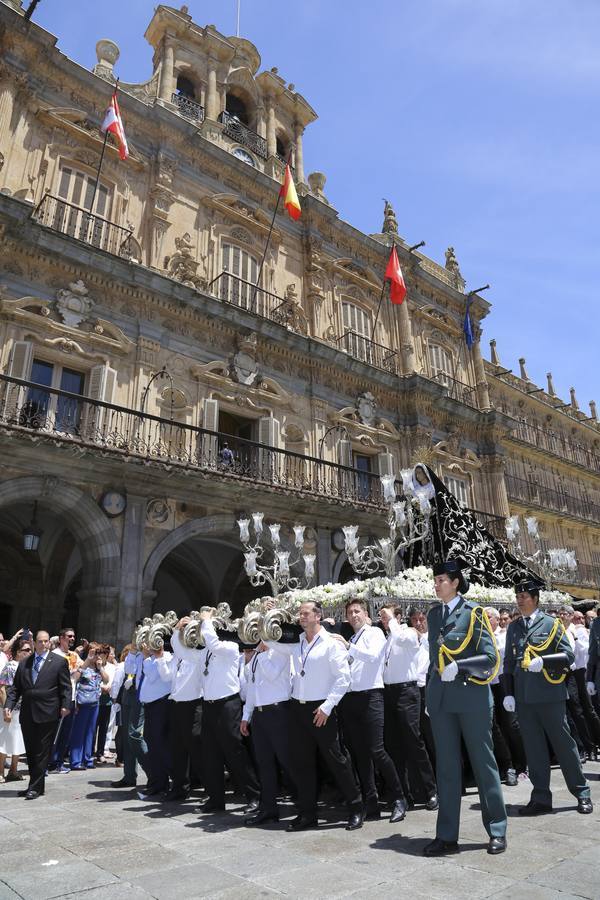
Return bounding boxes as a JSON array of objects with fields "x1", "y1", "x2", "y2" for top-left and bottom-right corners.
[{"x1": 0, "y1": 2, "x2": 598, "y2": 644}]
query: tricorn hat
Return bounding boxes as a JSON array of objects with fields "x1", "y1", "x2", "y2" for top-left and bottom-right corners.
[
  {"x1": 433, "y1": 559, "x2": 469, "y2": 594},
  {"x1": 514, "y1": 578, "x2": 545, "y2": 595}
]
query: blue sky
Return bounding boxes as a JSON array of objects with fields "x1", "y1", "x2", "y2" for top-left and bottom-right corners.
[{"x1": 31, "y1": 0, "x2": 600, "y2": 406}]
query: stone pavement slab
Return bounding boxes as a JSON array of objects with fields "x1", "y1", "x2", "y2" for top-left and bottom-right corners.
[{"x1": 0, "y1": 762, "x2": 597, "y2": 899}]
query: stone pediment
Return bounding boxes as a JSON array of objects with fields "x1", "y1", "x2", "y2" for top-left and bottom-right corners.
[
  {"x1": 191, "y1": 359, "x2": 291, "y2": 409},
  {"x1": 327, "y1": 257, "x2": 381, "y2": 291},
  {"x1": 0, "y1": 294, "x2": 135, "y2": 358},
  {"x1": 226, "y1": 66, "x2": 260, "y2": 100},
  {"x1": 202, "y1": 194, "x2": 281, "y2": 243},
  {"x1": 330, "y1": 406, "x2": 401, "y2": 442},
  {"x1": 36, "y1": 106, "x2": 144, "y2": 168}
]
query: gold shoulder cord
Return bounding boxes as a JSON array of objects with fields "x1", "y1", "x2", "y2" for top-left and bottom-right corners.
[
  {"x1": 522, "y1": 617, "x2": 567, "y2": 684},
  {"x1": 438, "y1": 606, "x2": 500, "y2": 685}
]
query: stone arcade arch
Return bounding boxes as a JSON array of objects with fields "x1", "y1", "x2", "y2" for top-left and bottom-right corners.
[{"x1": 0, "y1": 476, "x2": 121, "y2": 639}]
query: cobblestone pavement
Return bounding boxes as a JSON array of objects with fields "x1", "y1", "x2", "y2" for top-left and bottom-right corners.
[{"x1": 0, "y1": 762, "x2": 598, "y2": 900}]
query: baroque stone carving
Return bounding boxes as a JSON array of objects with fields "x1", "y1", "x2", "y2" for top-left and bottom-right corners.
[
  {"x1": 163, "y1": 233, "x2": 206, "y2": 290},
  {"x1": 230, "y1": 332, "x2": 260, "y2": 386},
  {"x1": 382, "y1": 199, "x2": 398, "y2": 235},
  {"x1": 271, "y1": 283, "x2": 309, "y2": 336},
  {"x1": 356, "y1": 391, "x2": 377, "y2": 426},
  {"x1": 146, "y1": 497, "x2": 175, "y2": 528},
  {"x1": 444, "y1": 246, "x2": 466, "y2": 290},
  {"x1": 55, "y1": 280, "x2": 93, "y2": 327}
]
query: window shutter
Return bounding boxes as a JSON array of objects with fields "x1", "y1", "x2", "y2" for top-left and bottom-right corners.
[
  {"x1": 201, "y1": 397, "x2": 219, "y2": 466},
  {"x1": 3, "y1": 340, "x2": 33, "y2": 422},
  {"x1": 377, "y1": 451, "x2": 395, "y2": 477},
  {"x1": 83, "y1": 363, "x2": 117, "y2": 439},
  {"x1": 338, "y1": 438, "x2": 353, "y2": 468},
  {"x1": 337, "y1": 437, "x2": 353, "y2": 499},
  {"x1": 258, "y1": 415, "x2": 281, "y2": 482}
]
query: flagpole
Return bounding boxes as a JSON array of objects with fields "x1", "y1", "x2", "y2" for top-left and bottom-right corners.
[
  {"x1": 86, "y1": 79, "x2": 120, "y2": 244},
  {"x1": 371, "y1": 238, "x2": 394, "y2": 342},
  {"x1": 250, "y1": 150, "x2": 292, "y2": 313}
]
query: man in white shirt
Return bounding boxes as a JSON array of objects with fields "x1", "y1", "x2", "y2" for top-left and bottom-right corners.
[
  {"x1": 48, "y1": 626, "x2": 80, "y2": 773},
  {"x1": 241, "y1": 641, "x2": 293, "y2": 825},
  {"x1": 380, "y1": 605, "x2": 437, "y2": 812},
  {"x1": 137, "y1": 644, "x2": 173, "y2": 800},
  {"x1": 157, "y1": 619, "x2": 204, "y2": 801},
  {"x1": 336, "y1": 599, "x2": 407, "y2": 823},
  {"x1": 111, "y1": 644, "x2": 148, "y2": 790},
  {"x1": 268, "y1": 600, "x2": 362, "y2": 832},
  {"x1": 558, "y1": 605, "x2": 596, "y2": 760},
  {"x1": 484, "y1": 607, "x2": 525, "y2": 786},
  {"x1": 198, "y1": 610, "x2": 260, "y2": 815},
  {"x1": 571, "y1": 610, "x2": 600, "y2": 755}
]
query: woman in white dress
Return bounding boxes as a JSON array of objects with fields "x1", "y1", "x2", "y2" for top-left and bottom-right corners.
[{"x1": 0, "y1": 638, "x2": 32, "y2": 782}]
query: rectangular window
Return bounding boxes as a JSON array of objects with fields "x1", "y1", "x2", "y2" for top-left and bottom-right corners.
[
  {"x1": 429, "y1": 344, "x2": 453, "y2": 386},
  {"x1": 342, "y1": 302, "x2": 372, "y2": 363},
  {"x1": 24, "y1": 360, "x2": 85, "y2": 433},
  {"x1": 354, "y1": 453, "x2": 372, "y2": 501},
  {"x1": 221, "y1": 243, "x2": 260, "y2": 313},
  {"x1": 443, "y1": 473, "x2": 471, "y2": 508}
]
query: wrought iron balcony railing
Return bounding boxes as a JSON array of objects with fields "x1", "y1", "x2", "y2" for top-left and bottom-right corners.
[
  {"x1": 505, "y1": 473, "x2": 600, "y2": 525},
  {"x1": 506, "y1": 416, "x2": 600, "y2": 472},
  {"x1": 171, "y1": 92, "x2": 205, "y2": 122},
  {"x1": 335, "y1": 331, "x2": 399, "y2": 375},
  {"x1": 219, "y1": 110, "x2": 268, "y2": 159},
  {"x1": 0, "y1": 373, "x2": 389, "y2": 507},
  {"x1": 209, "y1": 272, "x2": 292, "y2": 324},
  {"x1": 430, "y1": 372, "x2": 479, "y2": 410},
  {"x1": 32, "y1": 194, "x2": 134, "y2": 258},
  {"x1": 469, "y1": 508, "x2": 506, "y2": 541}
]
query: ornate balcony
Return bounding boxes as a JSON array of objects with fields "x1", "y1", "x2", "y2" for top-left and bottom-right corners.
[
  {"x1": 335, "y1": 331, "x2": 399, "y2": 375},
  {"x1": 219, "y1": 111, "x2": 268, "y2": 159},
  {"x1": 506, "y1": 416, "x2": 600, "y2": 472},
  {"x1": 505, "y1": 473, "x2": 600, "y2": 525},
  {"x1": 0, "y1": 373, "x2": 388, "y2": 508},
  {"x1": 32, "y1": 194, "x2": 134, "y2": 258},
  {"x1": 171, "y1": 92, "x2": 205, "y2": 122},
  {"x1": 430, "y1": 372, "x2": 479, "y2": 410}
]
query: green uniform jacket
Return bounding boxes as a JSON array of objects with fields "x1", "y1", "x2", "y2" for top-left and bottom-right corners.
[
  {"x1": 504, "y1": 612, "x2": 574, "y2": 705},
  {"x1": 586, "y1": 616, "x2": 600, "y2": 691},
  {"x1": 426, "y1": 596, "x2": 497, "y2": 715}
]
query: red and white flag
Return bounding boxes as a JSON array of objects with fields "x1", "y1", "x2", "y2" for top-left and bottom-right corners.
[
  {"x1": 384, "y1": 245, "x2": 407, "y2": 304},
  {"x1": 101, "y1": 91, "x2": 129, "y2": 160}
]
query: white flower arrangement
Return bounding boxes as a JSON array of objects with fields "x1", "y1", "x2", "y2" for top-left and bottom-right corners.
[{"x1": 261, "y1": 566, "x2": 572, "y2": 611}]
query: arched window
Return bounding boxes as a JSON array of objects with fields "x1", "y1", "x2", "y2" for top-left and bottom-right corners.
[
  {"x1": 276, "y1": 134, "x2": 292, "y2": 165},
  {"x1": 342, "y1": 301, "x2": 372, "y2": 364},
  {"x1": 220, "y1": 242, "x2": 260, "y2": 313},
  {"x1": 443, "y1": 472, "x2": 471, "y2": 508},
  {"x1": 176, "y1": 75, "x2": 196, "y2": 99},
  {"x1": 428, "y1": 343, "x2": 453, "y2": 386},
  {"x1": 226, "y1": 93, "x2": 249, "y2": 125}
]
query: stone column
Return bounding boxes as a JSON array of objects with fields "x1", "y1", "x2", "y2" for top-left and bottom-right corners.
[
  {"x1": 0, "y1": 67, "x2": 17, "y2": 187},
  {"x1": 266, "y1": 96, "x2": 276, "y2": 157},
  {"x1": 159, "y1": 38, "x2": 175, "y2": 102},
  {"x1": 472, "y1": 339, "x2": 491, "y2": 410},
  {"x1": 78, "y1": 586, "x2": 120, "y2": 644},
  {"x1": 293, "y1": 122, "x2": 305, "y2": 183},
  {"x1": 485, "y1": 458, "x2": 510, "y2": 518},
  {"x1": 398, "y1": 299, "x2": 416, "y2": 373},
  {"x1": 206, "y1": 55, "x2": 218, "y2": 120},
  {"x1": 316, "y1": 527, "x2": 332, "y2": 584},
  {"x1": 116, "y1": 495, "x2": 148, "y2": 646},
  {"x1": 256, "y1": 102, "x2": 266, "y2": 138}
]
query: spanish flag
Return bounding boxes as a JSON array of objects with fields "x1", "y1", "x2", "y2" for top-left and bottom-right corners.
[{"x1": 279, "y1": 164, "x2": 301, "y2": 220}]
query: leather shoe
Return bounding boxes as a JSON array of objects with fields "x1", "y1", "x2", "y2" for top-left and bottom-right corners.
[
  {"x1": 200, "y1": 800, "x2": 226, "y2": 813},
  {"x1": 365, "y1": 808, "x2": 381, "y2": 821},
  {"x1": 162, "y1": 790, "x2": 189, "y2": 802},
  {"x1": 286, "y1": 815, "x2": 318, "y2": 832},
  {"x1": 390, "y1": 799, "x2": 407, "y2": 823},
  {"x1": 487, "y1": 837, "x2": 507, "y2": 855},
  {"x1": 425, "y1": 793, "x2": 439, "y2": 811},
  {"x1": 504, "y1": 769, "x2": 518, "y2": 787},
  {"x1": 245, "y1": 809, "x2": 279, "y2": 826},
  {"x1": 242, "y1": 799, "x2": 260, "y2": 815},
  {"x1": 110, "y1": 779, "x2": 136, "y2": 788},
  {"x1": 24, "y1": 789, "x2": 42, "y2": 800},
  {"x1": 423, "y1": 838, "x2": 460, "y2": 857},
  {"x1": 577, "y1": 798, "x2": 593, "y2": 814},
  {"x1": 346, "y1": 809, "x2": 364, "y2": 831},
  {"x1": 518, "y1": 801, "x2": 553, "y2": 816}
]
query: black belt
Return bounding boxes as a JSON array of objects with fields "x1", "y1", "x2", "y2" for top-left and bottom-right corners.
[
  {"x1": 291, "y1": 697, "x2": 325, "y2": 706},
  {"x1": 204, "y1": 693, "x2": 239, "y2": 705},
  {"x1": 384, "y1": 680, "x2": 418, "y2": 689},
  {"x1": 348, "y1": 687, "x2": 383, "y2": 695},
  {"x1": 255, "y1": 700, "x2": 289, "y2": 712}
]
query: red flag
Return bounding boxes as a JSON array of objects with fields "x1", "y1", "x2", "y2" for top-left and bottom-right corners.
[
  {"x1": 101, "y1": 91, "x2": 129, "y2": 160},
  {"x1": 384, "y1": 245, "x2": 406, "y2": 304},
  {"x1": 279, "y1": 164, "x2": 301, "y2": 220}
]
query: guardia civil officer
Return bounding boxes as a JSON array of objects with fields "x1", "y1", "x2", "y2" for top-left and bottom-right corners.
[
  {"x1": 503, "y1": 580, "x2": 592, "y2": 816},
  {"x1": 424, "y1": 560, "x2": 507, "y2": 857},
  {"x1": 268, "y1": 600, "x2": 363, "y2": 831}
]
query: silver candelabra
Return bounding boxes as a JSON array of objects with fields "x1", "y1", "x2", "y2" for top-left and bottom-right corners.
[
  {"x1": 238, "y1": 512, "x2": 316, "y2": 595},
  {"x1": 505, "y1": 514, "x2": 577, "y2": 587},
  {"x1": 343, "y1": 470, "x2": 431, "y2": 578}
]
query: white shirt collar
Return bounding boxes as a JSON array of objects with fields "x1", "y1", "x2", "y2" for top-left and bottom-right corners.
[{"x1": 444, "y1": 595, "x2": 461, "y2": 615}]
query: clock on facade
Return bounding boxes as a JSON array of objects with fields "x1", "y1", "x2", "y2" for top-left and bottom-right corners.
[
  {"x1": 233, "y1": 147, "x2": 255, "y2": 166},
  {"x1": 100, "y1": 491, "x2": 127, "y2": 517}
]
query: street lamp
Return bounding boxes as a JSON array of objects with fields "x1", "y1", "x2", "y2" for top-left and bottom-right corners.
[{"x1": 23, "y1": 501, "x2": 43, "y2": 552}]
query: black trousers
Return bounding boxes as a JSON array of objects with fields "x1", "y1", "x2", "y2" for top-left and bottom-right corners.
[
  {"x1": 251, "y1": 701, "x2": 293, "y2": 813},
  {"x1": 168, "y1": 698, "x2": 203, "y2": 794},
  {"x1": 574, "y1": 668, "x2": 600, "y2": 746},
  {"x1": 566, "y1": 672, "x2": 595, "y2": 754},
  {"x1": 419, "y1": 685, "x2": 436, "y2": 769},
  {"x1": 340, "y1": 689, "x2": 404, "y2": 809},
  {"x1": 94, "y1": 704, "x2": 111, "y2": 758},
  {"x1": 289, "y1": 698, "x2": 361, "y2": 818},
  {"x1": 201, "y1": 694, "x2": 260, "y2": 806},
  {"x1": 384, "y1": 682, "x2": 436, "y2": 803},
  {"x1": 20, "y1": 712, "x2": 59, "y2": 795},
  {"x1": 491, "y1": 683, "x2": 527, "y2": 774},
  {"x1": 143, "y1": 696, "x2": 171, "y2": 794}
]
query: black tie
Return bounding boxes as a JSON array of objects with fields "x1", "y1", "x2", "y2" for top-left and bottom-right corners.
[
  {"x1": 524, "y1": 616, "x2": 531, "y2": 629},
  {"x1": 442, "y1": 605, "x2": 450, "y2": 625}
]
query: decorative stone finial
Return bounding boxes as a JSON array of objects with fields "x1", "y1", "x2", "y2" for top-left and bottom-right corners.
[
  {"x1": 546, "y1": 372, "x2": 556, "y2": 396},
  {"x1": 307, "y1": 172, "x2": 328, "y2": 204},
  {"x1": 518, "y1": 358, "x2": 530, "y2": 382},
  {"x1": 589, "y1": 400, "x2": 597, "y2": 422},
  {"x1": 444, "y1": 247, "x2": 465, "y2": 292},
  {"x1": 489, "y1": 339, "x2": 500, "y2": 366},
  {"x1": 382, "y1": 199, "x2": 398, "y2": 235},
  {"x1": 94, "y1": 39, "x2": 120, "y2": 81},
  {"x1": 570, "y1": 387, "x2": 579, "y2": 410}
]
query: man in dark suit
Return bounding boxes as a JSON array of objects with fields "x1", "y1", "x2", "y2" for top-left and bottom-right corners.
[{"x1": 4, "y1": 630, "x2": 72, "y2": 799}]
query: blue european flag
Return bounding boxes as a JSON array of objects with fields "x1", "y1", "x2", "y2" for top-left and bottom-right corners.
[{"x1": 464, "y1": 296, "x2": 474, "y2": 349}]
